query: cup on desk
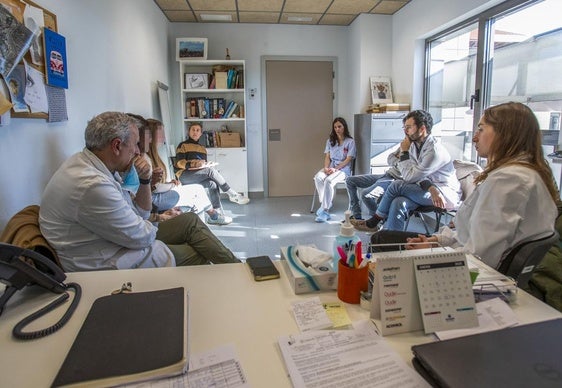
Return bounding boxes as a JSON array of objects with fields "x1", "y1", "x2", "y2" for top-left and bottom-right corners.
[{"x1": 337, "y1": 261, "x2": 369, "y2": 304}]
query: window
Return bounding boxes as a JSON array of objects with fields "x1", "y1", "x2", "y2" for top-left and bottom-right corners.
[{"x1": 425, "y1": 0, "x2": 562, "y2": 161}]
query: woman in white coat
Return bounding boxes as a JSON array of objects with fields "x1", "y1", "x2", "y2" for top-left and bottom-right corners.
[{"x1": 375, "y1": 102, "x2": 559, "y2": 269}]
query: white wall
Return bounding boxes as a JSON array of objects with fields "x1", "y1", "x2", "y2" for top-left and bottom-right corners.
[
  {"x1": 0, "y1": 0, "x2": 169, "y2": 229},
  {"x1": 167, "y1": 22, "x2": 365, "y2": 194},
  {"x1": 0, "y1": 0, "x2": 506, "y2": 230}
]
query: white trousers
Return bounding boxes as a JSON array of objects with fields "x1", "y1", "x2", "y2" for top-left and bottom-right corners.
[{"x1": 313, "y1": 169, "x2": 346, "y2": 210}]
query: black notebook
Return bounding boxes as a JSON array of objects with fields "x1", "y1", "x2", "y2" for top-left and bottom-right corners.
[
  {"x1": 52, "y1": 287, "x2": 189, "y2": 387},
  {"x1": 411, "y1": 318, "x2": 562, "y2": 388}
]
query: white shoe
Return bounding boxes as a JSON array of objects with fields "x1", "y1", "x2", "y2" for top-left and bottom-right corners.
[
  {"x1": 229, "y1": 194, "x2": 250, "y2": 205},
  {"x1": 205, "y1": 213, "x2": 232, "y2": 225}
]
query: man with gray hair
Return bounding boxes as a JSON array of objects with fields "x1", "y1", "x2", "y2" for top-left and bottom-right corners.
[{"x1": 40, "y1": 111, "x2": 238, "y2": 271}]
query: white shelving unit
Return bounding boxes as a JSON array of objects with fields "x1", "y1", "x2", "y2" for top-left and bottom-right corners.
[{"x1": 179, "y1": 60, "x2": 248, "y2": 197}]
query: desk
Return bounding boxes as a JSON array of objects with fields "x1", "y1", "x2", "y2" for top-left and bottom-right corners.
[{"x1": 1, "y1": 262, "x2": 560, "y2": 387}]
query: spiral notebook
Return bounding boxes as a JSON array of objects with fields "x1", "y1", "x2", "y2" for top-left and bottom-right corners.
[
  {"x1": 370, "y1": 249, "x2": 478, "y2": 335},
  {"x1": 52, "y1": 287, "x2": 189, "y2": 387}
]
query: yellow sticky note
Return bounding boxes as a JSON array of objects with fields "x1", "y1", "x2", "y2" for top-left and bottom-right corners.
[{"x1": 323, "y1": 302, "x2": 352, "y2": 328}]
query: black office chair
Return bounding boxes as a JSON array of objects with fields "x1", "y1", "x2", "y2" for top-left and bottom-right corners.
[
  {"x1": 403, "y1": 206, "x2": 446, "y2": 235},
  {"x1": 497, "y1": 232, "x2": 559, "y2": 289}
]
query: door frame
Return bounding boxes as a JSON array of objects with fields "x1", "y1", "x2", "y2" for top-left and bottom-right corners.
[{"x1": 260, "y1": 55, "x2": 338, "y2": 197}]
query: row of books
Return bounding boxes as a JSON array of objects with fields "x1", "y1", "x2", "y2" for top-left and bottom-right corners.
[
  {"x1": 185, "y1": 97, "x2": 243, "y2": 119},
  {"x1": 201, "y1": 130, "x2": 242, "y2": 148}
]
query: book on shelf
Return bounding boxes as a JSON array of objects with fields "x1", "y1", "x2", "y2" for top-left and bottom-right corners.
[{"x1": 51, "y1": 287, "x2": 189, "y2": 387}]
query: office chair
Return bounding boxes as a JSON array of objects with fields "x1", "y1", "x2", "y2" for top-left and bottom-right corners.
[
  {"x1": 403, "y1": 159, "x2": 482, "y2": 234},
  {"x1": 497, "y1": 232, "x2": 559, "y2": 289},
  {"x1": 310, "y1": 159, "x2": 355, "y2": 213}
]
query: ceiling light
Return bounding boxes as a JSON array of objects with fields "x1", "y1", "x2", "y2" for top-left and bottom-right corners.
[
  {"x1": 200, "y1": 14, "x2": 232, "y2": 21},
  {"x1": 287, "y1": 16, "x2": 313, "y2": 22}
]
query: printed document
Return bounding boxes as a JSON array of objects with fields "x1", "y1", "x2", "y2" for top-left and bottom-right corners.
[{"x1": 278, "y1": 320, "x2": 430, "y2": 388}]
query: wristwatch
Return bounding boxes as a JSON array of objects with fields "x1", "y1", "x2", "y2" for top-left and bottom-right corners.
[{"x1": 139, "y1": 178, "x2": 151, "y2": 185}]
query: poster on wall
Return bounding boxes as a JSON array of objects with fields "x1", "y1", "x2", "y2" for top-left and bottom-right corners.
[
  {"x1": 370, "y1": 76, "x2": 393, "y2": 104},
  {"x1": 43, "y1": 27, "x2": 67, "y2": 88}
]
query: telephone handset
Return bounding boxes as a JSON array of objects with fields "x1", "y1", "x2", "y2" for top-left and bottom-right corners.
[{"x1": 0, "y1": 242, "x2": 81, "y2": 340}]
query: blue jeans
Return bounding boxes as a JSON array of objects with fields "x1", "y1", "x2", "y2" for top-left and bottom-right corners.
[
  {"x1": 152, "y1": 190, "x2": 180, "y2": 212},
  {"x1": 375, "y1": 180, "x2": 434, "y2": 231},
  {"x1": 345, "y1": 173, "x2": 394, "y2": 218}
]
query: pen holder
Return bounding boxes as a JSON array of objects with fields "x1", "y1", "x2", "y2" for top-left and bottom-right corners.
[{"x1": 337, "y1": 261, "x2": 369, "y2": 304}]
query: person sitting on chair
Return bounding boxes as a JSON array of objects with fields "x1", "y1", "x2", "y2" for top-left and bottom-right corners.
[
  {"x1": 313, "y1": 117, "x2": 356, "y2": 223},
  {"x1": 39, "y1": 112, "x2": 239, "y2": 271},
  {"x1": 352, "y1": 109, "x2": 460, "y2": 231},
  {"x1": 174, "y1": 122, "x2": 249, "y2": 225},
  {"x1": 372, "y1": 102, "x2": 559, "y2": 269}
]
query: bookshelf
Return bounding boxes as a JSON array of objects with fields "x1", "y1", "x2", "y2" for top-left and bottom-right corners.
[{"x1": 179, "y1": 59, "x2": 248, "y2": 197}]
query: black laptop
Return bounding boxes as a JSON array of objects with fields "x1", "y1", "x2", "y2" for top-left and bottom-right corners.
[{"x1": 411, "y1": 318, "x2": 562, "y2": 388}]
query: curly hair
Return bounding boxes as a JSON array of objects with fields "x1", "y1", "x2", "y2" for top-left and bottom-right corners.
[
  {"x1": 403, "y1": 110, "x2": 433, "y2": 134},
  {"x1": 329, "y1": 117, "x2": 352, "y2": 146},
  {"x1": 474, "y1": 102, "x2": 559, "y2": 201}
]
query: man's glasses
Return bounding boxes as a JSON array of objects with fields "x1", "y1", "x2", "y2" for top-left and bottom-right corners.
[{"x1": 403, "y1": 125, "x2": 417, "y2": 131}]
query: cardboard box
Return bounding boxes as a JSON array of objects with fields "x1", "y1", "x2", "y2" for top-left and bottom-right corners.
[
  {"x1": 217, "y1": 132, "x2": 241, "y2": 147},
  {"x1": 280, "y1": 246, "x2": 337, "y2": 294},
  {"x1": 215, "y1": 72, "x2": 228, "y2": 89}
]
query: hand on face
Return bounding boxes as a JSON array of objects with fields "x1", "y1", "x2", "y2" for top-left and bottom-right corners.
[
  {"x1": 400, "y1": 136, "x2": 411, "y2": 152},
  {"x1": 134, "y1": 156, "x2": 152, "y2": 180}
]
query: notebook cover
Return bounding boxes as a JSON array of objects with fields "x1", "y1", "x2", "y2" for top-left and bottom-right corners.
[
  {"x1": 52, "y1": 287, "x2": 188, "y2": 387},
  {"x1": 411, "y1": 318, "x2": 562, "y2": 388}
]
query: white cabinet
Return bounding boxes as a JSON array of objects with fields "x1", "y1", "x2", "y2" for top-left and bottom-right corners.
[
  {"x1": 178, "y1": 59, "x2": 248, "y2": 197},
  {"x1": 207, "y1": 148, "x2": 248, "y2": 197}
]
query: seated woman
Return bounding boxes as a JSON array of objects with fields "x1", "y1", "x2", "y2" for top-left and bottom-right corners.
[
  {"x1": 371, "y1": 102, "x2": 559, "y2": 269},
  {"x1": 313, "y1": 117, "x2": 356, "y2": 223},
  {"x1": 175, "y1": 123, "x2": 249, "y2": 224}
]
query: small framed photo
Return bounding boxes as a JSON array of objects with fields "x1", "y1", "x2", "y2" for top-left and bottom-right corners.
[
  {"x1": 370, "y1": 76, "x2": 393, "y2": 104},
  {"x1": 176, "y1": 38, "x2": 208, "y2": 61},
  {"x1": 185, "y1": 73, "x2": 209, "y2": 89}
]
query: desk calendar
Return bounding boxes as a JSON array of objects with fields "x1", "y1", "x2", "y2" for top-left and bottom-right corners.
[{"x1": 370, "y1": 248, "x2": 478, "y2": 335}]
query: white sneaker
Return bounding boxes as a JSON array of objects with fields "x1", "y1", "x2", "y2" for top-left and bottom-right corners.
[
  {"x1": 205, "y1": 213, "x2": 233, "y2": 225},
  {"x1": 229, "y1": 194, "x2": 250, "y2": 205}
]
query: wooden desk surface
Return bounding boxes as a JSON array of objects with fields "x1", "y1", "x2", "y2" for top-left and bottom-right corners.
[{"x1": 1, "y1": 262, "x2": 560, "y2": 387}]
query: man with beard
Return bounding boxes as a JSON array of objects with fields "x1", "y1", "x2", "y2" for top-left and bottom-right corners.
[{"x1": 351, "y1": 110, "x2": 461, "y2": 232}]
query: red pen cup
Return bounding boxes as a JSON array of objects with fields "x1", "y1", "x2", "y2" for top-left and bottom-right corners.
[{"x1": 337, "y1": 261, "x2": 369, "y2": 304}]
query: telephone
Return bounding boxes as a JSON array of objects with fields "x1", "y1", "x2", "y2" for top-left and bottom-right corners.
[{"x1": 0, "y1": 242, "x2": 81, "y2": 340}]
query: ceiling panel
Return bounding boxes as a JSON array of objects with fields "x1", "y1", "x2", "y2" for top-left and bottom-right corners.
[{"x1": 154, "y1": 0, "x2": 411, "y2": 25}]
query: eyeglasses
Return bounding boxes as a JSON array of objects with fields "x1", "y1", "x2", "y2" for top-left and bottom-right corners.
[{"x1": 403, "y1": 124, "x2": 417, "y2": 131}]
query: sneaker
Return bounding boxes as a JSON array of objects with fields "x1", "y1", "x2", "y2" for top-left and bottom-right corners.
[
  {"x1": 341, "y1": 215, "x2": 363, "y2": 224},
  {"x1": 229, "y1": 194, "x2": 250, "y2": 205},
  {"x1": 315, "y1": 210, "x2": 331, "y2": 223},
  {"x1": 205, "y1": 213, "x2": 233, "y2": 225}
]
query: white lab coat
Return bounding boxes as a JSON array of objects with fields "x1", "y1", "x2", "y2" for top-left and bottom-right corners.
[{"x1": 437, "y1": 163, "x2": 556, "y2": 269}]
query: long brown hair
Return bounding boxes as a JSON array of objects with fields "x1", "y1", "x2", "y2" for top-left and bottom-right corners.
[
  {"x1": 474, "y1": 102, "x2": 559, "y2": 201},
  {"x1": 329, "y1": 117, "x2": 351, "y2": 147},
  {"x1": 146, "y1": 118, "x2": 168, "y2": 183}
]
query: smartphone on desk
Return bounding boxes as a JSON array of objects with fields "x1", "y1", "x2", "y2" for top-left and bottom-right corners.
[{"x1": 246, "y1": 255, "x2": 280, "y2": 281}]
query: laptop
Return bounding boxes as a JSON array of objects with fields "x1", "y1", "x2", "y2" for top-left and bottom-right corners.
[{"x1": 411, "y1": 318, "x2": 562, "y2": 388}]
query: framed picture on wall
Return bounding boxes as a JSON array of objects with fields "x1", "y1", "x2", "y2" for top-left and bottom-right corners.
[
  {"x1": 370, "y1": 76, "x2": 393, "y2": 104},
  {"x1": 176, "y1": 38, "x2": 208, "y2": 61}
]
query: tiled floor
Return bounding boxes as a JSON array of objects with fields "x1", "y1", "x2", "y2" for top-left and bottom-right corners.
[{"x1": 207, "y1": 191, "x2": 430, "y2": 261}]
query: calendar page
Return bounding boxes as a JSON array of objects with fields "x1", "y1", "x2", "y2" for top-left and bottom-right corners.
[{"x1": 414, "y1": 252, "x2": 478, "y2": 333}]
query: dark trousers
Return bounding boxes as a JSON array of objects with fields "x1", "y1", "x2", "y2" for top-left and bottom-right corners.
[{"x1": 369, "y1": 230, "x2": 422, "y2": 252}]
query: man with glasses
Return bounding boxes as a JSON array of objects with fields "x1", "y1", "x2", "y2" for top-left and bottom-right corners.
[{"x1": 351, "y1": 109, "x2": 460, "y2": 232}]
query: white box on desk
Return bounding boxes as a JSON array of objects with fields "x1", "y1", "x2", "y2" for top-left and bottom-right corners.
[{"x1": 280, "y1": 246, "x2": 337, "y2": 294}]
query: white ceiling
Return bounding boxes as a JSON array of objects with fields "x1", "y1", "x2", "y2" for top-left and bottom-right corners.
[{"x1": 154, "y1": 0, "x2": 411, "y2": 25}]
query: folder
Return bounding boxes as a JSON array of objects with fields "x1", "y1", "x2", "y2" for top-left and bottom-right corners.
[{"x1": 52, "y1": 287, "x2": 189, "y2": 387}]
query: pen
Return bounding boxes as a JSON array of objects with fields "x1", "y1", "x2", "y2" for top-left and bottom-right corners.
[
  {"x1": 337, "y1": 246, "x2": 347, "y2": 261},
  {"x1": 355, "y1": 241, "x2": 362, "y2": 268}
]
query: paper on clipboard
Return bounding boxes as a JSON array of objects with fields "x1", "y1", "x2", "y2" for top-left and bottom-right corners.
[{"x1": 188, "y1": 161, "x2": 218, "y2": 170}]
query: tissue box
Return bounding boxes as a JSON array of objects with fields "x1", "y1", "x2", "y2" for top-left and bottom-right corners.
[{"x1": 280, "y1": 246, "x2": 337, "y2": 294}]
